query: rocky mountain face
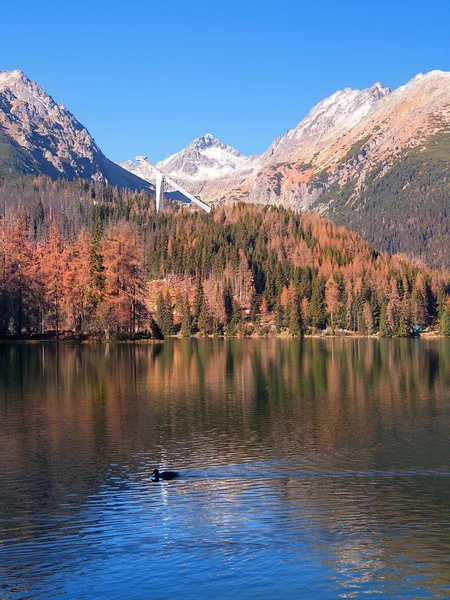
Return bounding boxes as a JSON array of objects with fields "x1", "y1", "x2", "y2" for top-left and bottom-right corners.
[
  {"x1": 122, "y1": 70, "x2": 450, "y2": 266},
  {"x1": 0, "y1": 70, "x2": 149, "y2": 190},
  {"x1": 260, "y1": 82, "x2": 391, "y2": 166},
  {"x1": 121, "y1": 80, "x2": 392, "y2": 202},
  {"x1": 158, "y1": 133, "x2": 260, "y2": 180}
]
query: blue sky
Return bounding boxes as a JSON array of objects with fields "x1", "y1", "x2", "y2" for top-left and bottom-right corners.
[{"x1": 2, "y1": 0, "x2": 450, "y2": 162}]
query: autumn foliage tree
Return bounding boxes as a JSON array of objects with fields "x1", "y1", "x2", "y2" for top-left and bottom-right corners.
[{"x1": 0, "y1": 175, "x2": 448, "y2": 339}]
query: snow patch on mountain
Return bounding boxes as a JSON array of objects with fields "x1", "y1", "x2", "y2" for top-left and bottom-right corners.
[
  {"x1": 156, "y1": 133, "x2": 260, "y2": 181},
  {"x1": 263, "y1": 82, "x2": 391, "y2": 164}
]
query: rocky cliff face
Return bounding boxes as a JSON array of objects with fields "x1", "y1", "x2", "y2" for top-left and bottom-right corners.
[
  {"x1": 0, "y1": 70, "x2": 149, "y2": 190},
  {"x1": 260, "y1": 82, "x2": 391, "y2": 166}
]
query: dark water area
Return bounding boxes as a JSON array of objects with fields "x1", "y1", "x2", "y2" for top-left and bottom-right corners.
[{"x1": 0, "y1": 339, "x2": 449, "y2": 599}]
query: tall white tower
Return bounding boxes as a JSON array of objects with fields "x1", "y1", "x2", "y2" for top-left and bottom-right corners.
[
  {"x1": 135, "y1": 156, "x2": 211, "y2": 214},
  {"x1": 155, "y1": 171, "x2": 165, "y2": 212}
]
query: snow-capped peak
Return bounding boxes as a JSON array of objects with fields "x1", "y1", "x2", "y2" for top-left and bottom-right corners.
[
  {"x1": 0, "y1": 69, "x2": 30, "y2": 90},
  {"x1": 156, "y1": 133, "x2": 258, "y2": 181},
  {"x1": 262, "y1": 81, "x2": 391, "y2": 163}
]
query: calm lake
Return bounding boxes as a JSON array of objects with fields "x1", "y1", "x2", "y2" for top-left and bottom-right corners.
[{"x1": 0, "y1": 339, "x2": 449, "y2": 599}]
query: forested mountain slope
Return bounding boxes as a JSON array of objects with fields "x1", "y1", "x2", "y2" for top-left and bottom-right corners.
[
  {"x1": 1, "y1": 175, "x2": 449, "y2": 339},
  {"x1": 123, "y1": 71, "x2": 450, "y2": 268}
]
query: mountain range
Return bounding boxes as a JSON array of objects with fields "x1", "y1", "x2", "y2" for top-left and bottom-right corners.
[
  {"x1": 120, "y1": 70, "x2": 450, "y2": 267},
  {"x1": 0, "y1": 70, "x2": 149, "y2": 190},
  {"x1": 0, "y1": 68, "x2": 449, "y2": 267}
]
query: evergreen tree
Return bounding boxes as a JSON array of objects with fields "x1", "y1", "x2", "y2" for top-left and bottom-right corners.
[
  {"x1": 212, "y1": 317, "x2": 222, "y2": 336},
  {"x1": 223, "y1": 279, "x2": 233, "y2": 324},
  {"x1": 164, "y1": 291, "x2": 174, "y2": 335},
  {"x1": 197, "y1": 296, "x2": 211, "y2": 335},
  {"x1": 0, "y1": 177, "x2": 448, "y2": 339},
  {"x1": 371, "y1": 296, "x2": 381, "y2": 332},
  {"x1": 157, "y1": 291, "x2": 174, "y2": 336},
  {"x1": 309, "y1": 277, "x2": 325, "y2": 329},
  {"x1": 193, "y1": 277, "x2": 204, "y2": 328},
  {"x1": 156, "y1": 291, "x2": 166, "y2": 333},
  {"x1": 437, "y1": 287, "x2": 447, "y2": 320},
  {"x1": 275, "y1": 298, "x2": 284, "y2": 333},
  {"x1": 440, "y1": 307, "x2": 450, "y2": 336},
  {"x1": 411, "y1": 274, "x2": 428, "y2": 327},
  {"x1": 149, "y1": 315, "x2": 164, "y2": 340},
  {"x1": 378, "y1": 306, "x2": 391, "y2": 337},
  {"x1": 288, "y1": 293, "x2": 303, "y2": 337},
  {"x1": 33, "y1": 197, "x2": 45, "y2": 241},
  {"x1": 180, "y1": 295, "x2": 193, "y2": 337},
  {"x1": 395, "y1": 304, "x2": 411, "y2": 337},
  {"x1": 229, "y1": 300, "x2": 243, "y2": 335},
  {"x1": 250, "y1": 291, "x2": 260, "y2": 323}
]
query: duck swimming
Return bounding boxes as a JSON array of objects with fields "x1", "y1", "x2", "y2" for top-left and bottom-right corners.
[{"x1": 151, "y1": 469, "x2": 179, "y2": 482}]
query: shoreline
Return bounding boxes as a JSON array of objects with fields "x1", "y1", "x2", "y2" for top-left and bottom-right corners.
[{"x1": 0, "y1": 331, "x2": 448, "y2": 343}]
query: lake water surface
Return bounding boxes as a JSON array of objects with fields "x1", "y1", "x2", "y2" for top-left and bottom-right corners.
[{"x1": 0, "y1": 339, "x2": 449, "y2": 599}]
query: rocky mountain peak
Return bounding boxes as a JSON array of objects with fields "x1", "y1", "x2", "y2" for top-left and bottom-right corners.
[
  {"x1": 155, "y1": 133, "x2": 256, "y2": 182},
  {"x1": 0, "y1": 70, "x2": 149, "y2": 189},
  {"x1": 260, "y1": 81, "x2": 391, "y2": 165},
  {"x1": 0, "y1": 69, "x2": 29, "y2": 88},
  {"x1": 368, "y1": 81, "x2": 390, "y2": 99},
  {"x1": 193, "y1": 133, "x2": 222, "y2": 148}
]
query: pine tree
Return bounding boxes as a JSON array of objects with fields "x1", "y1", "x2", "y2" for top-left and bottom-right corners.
[
  {"x1": 180, "y1": 295, "x2": 192, "y2": 337},
  {"x1": 193, "y1": 277, "x2": 204, "y2": 328},
  {"x1": 275, "y1": 297, "x2": 284, "y2": 333},
  {"x1": 229, "y1": 300, "x2": 243, "y2": 335},
  {"x1": 440, "y1": 305, "x2": 450, "y2": 336},
  {"x1": 309, "y1": 277, "x2": 325, "y2": 329},
  {"x1": 250, "y1": 290, "x2": 260, "y2": 322},
  {"x1": 197, "y1": 296, "x2": 211, "y2": 335},
  {"x1": 378, "y1": 306, "x2": 391, "y2": 337},
  {"x1": 288, "y1": 292, "x2": 303, "y2": 337},
  {"x1": 156, "y1": 291, "x2": 166, "y2": 333},
  {"x1": 164, "y1": 291, "x2": 174, "y2": 335},
  {"x1": 223, "y1": 279, "x2": 233, "y2": 324},
  {"x1": 395, "y1": 304, "x2": 411, "y2": 337},
  {"x1": 437, "y1": 287, "x2": 447, "y2": 320},
  {"x1": 411, "y1": 273, "x2": 428, "y2": 327},
  {"x1": 212, "y1": 317, "x2": 222, "y2": 336},
  {"x1": 149, "y1": 315, "x2": 164, "y2": 340},
  {"x1": 157, "y1": 291, "x2": 174, "y2": 336}
]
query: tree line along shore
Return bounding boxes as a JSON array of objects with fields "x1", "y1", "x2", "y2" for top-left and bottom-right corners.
[{"x1": 0, "y1": 175, "x2": 450, "y2": 340}]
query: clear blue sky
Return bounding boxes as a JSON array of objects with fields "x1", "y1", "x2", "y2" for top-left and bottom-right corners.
[{"x1": 2, "y1": 0, "x2": 450, "y2": 162}]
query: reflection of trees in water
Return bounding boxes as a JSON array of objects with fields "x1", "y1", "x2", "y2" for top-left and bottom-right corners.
[{"x1": 0, "y1": 339, "x2": 449, "y2": 554}]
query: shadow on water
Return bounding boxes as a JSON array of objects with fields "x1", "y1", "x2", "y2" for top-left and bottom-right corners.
[{"x1": 0, "y1": 338, "x2": 450, "y2": 599}]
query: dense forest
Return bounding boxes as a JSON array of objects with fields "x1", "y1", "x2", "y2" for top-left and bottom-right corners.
[
  {"x1": 316, "y1": 130, "x2": 450, "y2": 269},
  {"x1": 1, "y1": 175, "x2": 450, "y2": 339}
]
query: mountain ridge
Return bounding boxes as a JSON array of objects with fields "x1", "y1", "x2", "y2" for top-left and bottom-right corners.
[
  {"x1": 120, "y1": 70, "x2": 450, "y2": 266},
  {"x1": 121, "y1": 70, "x2": 449, "y2": 206},
  {"x1": 0, "y1": 69, "x2": 150, "y2": 190},
  {"x1": 1, "y1": 68, "x2": 450, "y2": 268}
]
